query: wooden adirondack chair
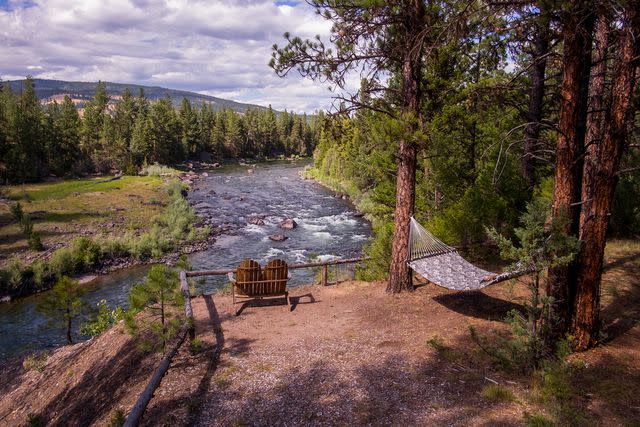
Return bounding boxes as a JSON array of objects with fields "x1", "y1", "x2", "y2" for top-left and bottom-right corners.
[{"x1": 227, "y1": 259, "x2": 290, "y2": 315}]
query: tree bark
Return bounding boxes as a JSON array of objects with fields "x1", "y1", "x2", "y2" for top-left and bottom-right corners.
[
  {"x1": 387, "y1": 0, "x2": 425, "y2": 293},
  {"x1": 66, "y1": 306, "x2": 72, "y2": 344},
  {"x1": 580, "y1": 8, "x2": 610, "y2": 232},
  {"x1": 572, "y1": 2, "x2": 639, "y2": 351},
  {"x1": 547, "y1": 0, "x2": 594, "y2": 340},
  {"x1": 523, "y1": 12, "x2": 551, "y2": 188}
]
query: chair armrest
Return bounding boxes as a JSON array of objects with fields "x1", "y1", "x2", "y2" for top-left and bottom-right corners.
[{"x1": 227, "y1": 272, "x2": 236, "y2": 283}]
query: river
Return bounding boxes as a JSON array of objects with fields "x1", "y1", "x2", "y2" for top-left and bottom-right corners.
[{"x1": 0, "y1": 160, "x2": 371, "y2": 360}]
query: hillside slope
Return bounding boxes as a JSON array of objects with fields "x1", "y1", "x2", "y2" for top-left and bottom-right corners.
[{"x1": 4, "y1": 79, "x2": 267, "y2": 113}]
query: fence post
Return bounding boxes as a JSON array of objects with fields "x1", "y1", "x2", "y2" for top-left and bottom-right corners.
[
  {"x1": 180, "y1": 270, "x2": 195, "y2": 340},
  {"x1": 321, "y1": 265, "x2": 328, "y2": 286}
]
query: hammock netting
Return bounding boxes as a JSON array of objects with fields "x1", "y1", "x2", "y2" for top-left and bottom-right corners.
[{"x1": 408, "y1": 217, "x2": 525, "y2": 291}]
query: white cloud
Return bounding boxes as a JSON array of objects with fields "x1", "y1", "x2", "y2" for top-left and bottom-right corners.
[{"x1": 0, "y1": 0, "x2": 354, "y2": 113}]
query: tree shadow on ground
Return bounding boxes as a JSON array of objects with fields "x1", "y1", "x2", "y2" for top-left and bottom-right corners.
[
  {"x1": 433, "y1": 291, "x2": 525, "y2": 321},
  {"x1": 196, "y1": 334, "x2": 512, "y2": 426},
  {"x1": 33, "y1": 338, "x2": 156, "y2": 427},
  {"x1": 142, "y1": 294, "x2": 257, "y2": 426},
  {"x1": 572, "y1": 343, "x2": 640, "y2": 424},
  {"x1": 600, "y1": 254, "x2": 640, "y2": 341}
]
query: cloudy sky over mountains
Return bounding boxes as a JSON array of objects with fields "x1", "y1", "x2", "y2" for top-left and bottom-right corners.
[{"x1": 0, "y1": 0, "x2": 347, "y2": 112}]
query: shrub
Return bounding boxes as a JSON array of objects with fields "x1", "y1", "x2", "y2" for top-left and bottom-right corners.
[
  {"x1": 357, "y1": 220, "x2": 393, "y2": 281},
  {"x1": 49, "y1": 248, "x2": 76, "y2": 276},
  {"x1": 107, "y1": 409, "x2": 126, "y2": 427},
  {"x1": 22, "y1": 352, "x2": 48, "y2": 372},
  {"x1": 80, "y1": 299, "x2": 125, "y2": 337},
  {"x1": 30, "y1": 260, "x2": 49, "y2": 286},
  {"x1": 99, "y1": 237, "x2": 130, "y2": 259},
  {"x1": 523, "y1": 412, "x2": 554, "y2": 427},
  {"x1": 10, "y1": 201, "x2": 24, "y2": 222},
  {"x1": 141, "y1": 163, "x2": 180, "y2": 177},
  {"x1": 71, "y1": 237, "x2": 102, "y2": 269},
  {"x1": 1, "y1": 260, "x2": 24, "y2": 294},
  {"x1": 28, "y1": 230, "x2": 44, "y2": 251},
  {"x1": 482, "y1": 384, "x2": 516, "y2": 403}
]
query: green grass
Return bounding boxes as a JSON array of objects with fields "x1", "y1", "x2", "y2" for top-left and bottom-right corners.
[
  {"x1": 6, "y1": 176, "x2": 160, "y2": 202},
  {"x1": 0, "y1": 175, "x2": 166, "y2": 267},
  {"x1": 482, "y1": 384, "x2": 516, "y2": 403}
]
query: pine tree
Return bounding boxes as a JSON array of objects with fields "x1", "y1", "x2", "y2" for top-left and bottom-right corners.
[
  {"x1": 179, "y1": 98, "x2": 200, "y2": 158},
  {"x1": 82, "y1": 81, "x2": 110, "y2": 172},
  {"x1": 37, "y1": 276, "x2": 86, "y2": 344},
  {"x1": 47, "y1": 96, "x2": 81, "y2": 176},
  {"x1": 148, "y1": 97, "x2": 183, "y2": 165},
  {"x1": 113, "y1": 88, "x2": 137, "y2": 169},
  {"x1": 13, "y1": 77, "x2": 45, "y2": 182},
  {"x1": 125, "y1": 265, "x2": 184, "y2": 352}
]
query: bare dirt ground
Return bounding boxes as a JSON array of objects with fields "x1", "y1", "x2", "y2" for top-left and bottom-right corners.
[{"x1": 1, "y1": 241, "x2": 639, "y2": 426}]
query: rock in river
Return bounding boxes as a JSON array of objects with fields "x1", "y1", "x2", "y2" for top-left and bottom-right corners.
[
  {"x1": 248, "y1": 216, "x2": 265, "y2": 225},
  {"x1": 269, "y1": 234, "x2": 288, "y2": 242},
  {"x1": 280, "y1": 218, "x2": 297, "y2": 229}
]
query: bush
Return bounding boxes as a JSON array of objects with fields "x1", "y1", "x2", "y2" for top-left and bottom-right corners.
[
  {"x1": 141, "y1": 163, "x2": 181, "y2": 177},
  {"x1": 1, "y1": 260, "x2": 24, "y2": 294},
  {"x1": 482, "y1": 384, "x2": 516, "y2": 403},
  {"x1": 99, "y1": 237, "x2": 130, "y2": 259},
  {"x1": 28, "y1": 230, "x2": 44, "y2": 251},
  {"x1": 22, "y1": 352, "x2": 48, "y2": 372},
  {"x1": 49, "y1": 248, "x2": 76, "y2": 276},
  {"x1": 71, "y1": 237, "x2": 102, "y2": 269},
  {"x1": 30, "y1": 260, "x2": 49, "y2": 286},
  {"x1": 80, "y1": 299, "x2": 124, "y2": 337},
  {"x1": 357, "y1": 220, "x2": 393, "y2": 281}
]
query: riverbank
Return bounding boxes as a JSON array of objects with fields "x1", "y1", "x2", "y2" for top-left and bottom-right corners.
[
  {"x1": 0, "y1": 172, "x2": 212, "y2": 301},
  {"x1": 1, "y1": 239, "x2": 638, "y2": 426}
]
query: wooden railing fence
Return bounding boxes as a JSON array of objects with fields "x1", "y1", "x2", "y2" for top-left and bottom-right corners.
[{"x1": 124, "y1": 256, "x2": 366, "y2": 425}]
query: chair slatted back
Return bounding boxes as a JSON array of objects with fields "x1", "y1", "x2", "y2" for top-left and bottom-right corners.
[
  {"x1": 236, "y1": 259, "x2": 263, "y2": 296},
  {"x1": 263, "y1": 259, "x2": 288, "y2": 294}
]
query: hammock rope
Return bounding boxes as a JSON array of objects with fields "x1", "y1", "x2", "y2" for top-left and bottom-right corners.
[{"x1": 408, "y1": 217, "x2": 530, "y2": 291}]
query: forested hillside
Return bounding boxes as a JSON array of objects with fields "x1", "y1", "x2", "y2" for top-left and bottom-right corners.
[
  {"x1": 0, "y1": 79, "x2": 322, "y2": 183},
  {"x1": 5, "y1": 79, "x2": 267, "y2": 112}
]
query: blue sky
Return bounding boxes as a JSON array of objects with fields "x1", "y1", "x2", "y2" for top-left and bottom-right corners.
[{"x1": 0, "y1": 0, "x2": 348, "y2": 112}]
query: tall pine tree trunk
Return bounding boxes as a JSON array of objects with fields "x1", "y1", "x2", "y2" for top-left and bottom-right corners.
[
  {"x1": 523, "y1": 14, "x2": 550, "y2": 188},
  {"x1": 580, "y1": 8, "x2": 610, "y2": 232},
  {"x1": 387, "y1": 0, "x2": 425, "y2": 293},
  {"x1": 547, "y1": 0, "x2": 594, "y2": 339},
  {"x1": 572, "y1": 2, "x2": 639, "y2": 350}
]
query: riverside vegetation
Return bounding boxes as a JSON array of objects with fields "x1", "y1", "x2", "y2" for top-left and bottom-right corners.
[{"x1": 0, "y1": 176, "x2": 209, "y2": 299}]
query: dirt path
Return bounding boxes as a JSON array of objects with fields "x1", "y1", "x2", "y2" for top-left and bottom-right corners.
[{"x1": 1, "y1": 242, "x2": 639, "y2": 426}]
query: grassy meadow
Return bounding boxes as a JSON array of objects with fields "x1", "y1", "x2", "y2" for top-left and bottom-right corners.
[{"x1": 0, "y1": 176, "x2": 168, "y2": 268}]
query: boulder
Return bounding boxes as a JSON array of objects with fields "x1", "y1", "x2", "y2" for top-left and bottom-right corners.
[
  {"x1": 280, "y1": 218, "x2": 297, "y2": 229},
  {"x1": 248, "y1": 216, "x2": 265, "y2": 225},
  {"x1": 201, "y1": 172, "x2": 209, "y2": 177},
  {"x1": 269, "y1": 234, "x2": 288, "y2": 242}
]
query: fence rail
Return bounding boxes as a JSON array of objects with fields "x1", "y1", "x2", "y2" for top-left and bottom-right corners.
[
  {"x1": 124, "y1": 256, "x2": 366, "y2": 425},
  {"x1": 186, "y1": 256, "x2": 367, "y2": 286}
]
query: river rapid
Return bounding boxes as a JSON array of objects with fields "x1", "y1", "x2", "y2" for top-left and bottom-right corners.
[{"x1": 0, "y1": 160, "x2": 371, "y2": 360}]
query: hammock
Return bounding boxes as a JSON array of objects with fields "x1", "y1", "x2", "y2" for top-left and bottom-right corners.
[{"x1": 408, "y1": 217, "x2": 528, "y2": 291}]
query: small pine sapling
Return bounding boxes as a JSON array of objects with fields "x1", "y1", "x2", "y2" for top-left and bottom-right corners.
[
  {"x1": 36, "y1": 276, "x2": 87, "y2": 344},
  {"x1": 125, "y1": 265, "x2": 184, "y2": 352},
  {"x1": 479, "y1": 198, "x2": 579, "y2": 369}
]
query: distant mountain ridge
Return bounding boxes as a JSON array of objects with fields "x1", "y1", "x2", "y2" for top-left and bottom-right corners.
[{"x1": 4, "y1": 79, "x2": 268, "y2": 113}]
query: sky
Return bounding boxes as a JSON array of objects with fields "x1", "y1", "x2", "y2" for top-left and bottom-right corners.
[{"x1": 0, "y1": 0, "x2": 348, "y2": 113}]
